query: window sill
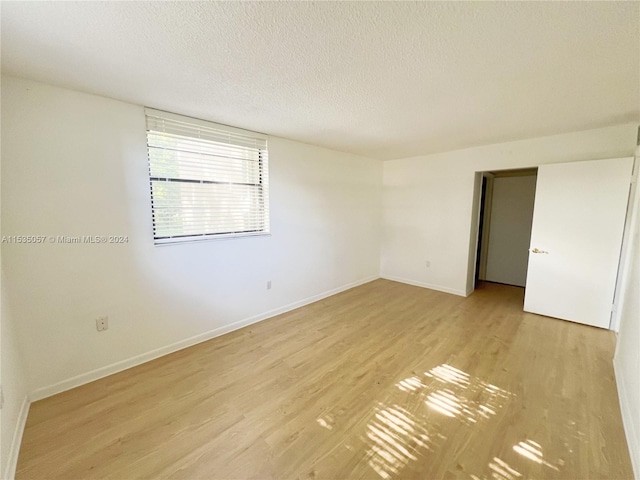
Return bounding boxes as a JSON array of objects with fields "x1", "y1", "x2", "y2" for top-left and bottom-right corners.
[{"x1": 154, "y1": 230, "x2": 271, "y2": 246}]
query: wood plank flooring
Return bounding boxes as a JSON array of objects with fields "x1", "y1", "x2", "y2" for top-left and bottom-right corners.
[{"x1": 16, "y1": 280, "x2": 633, "y2": 479}]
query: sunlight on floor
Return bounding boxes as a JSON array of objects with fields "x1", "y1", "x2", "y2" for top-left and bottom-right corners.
[
  {"x1": 316, "y1": 362, "x2": 578, "y2": 480},
  {"x1": 488, "y1": 456, "x2": 523, "y2": 480},
  {"x1": 513, "y1": 439, "x2": 562, "y2": 471},
  {"x1": 359, "y1": 363, "x2": 522, "y2": 479},
  {"x1": 365, "y1": 404, "x2": 434, "y2": 479},
  {"x1": 395, "y1": 363, "x2": 514, "y2": 425},
  {"x1": 425, "y1": 389, "x2": 466, "y2": 419},
  {"x1": 470, "y1": 456, "x2": 524, "y2": 480},
  {"x1": 426, "y1": 363, "x2": 471, "y2": 388},
  {"x1": 396, "y1": 375, "x2": 425, "y2": 392},
  {"x1": 316, "y1": 413, "x2": 335, "y2": 430}
]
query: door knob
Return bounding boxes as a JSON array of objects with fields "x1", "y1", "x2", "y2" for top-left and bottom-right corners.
[{"x1": 530, "y1": 248, "x2": 549, "y2": 254}]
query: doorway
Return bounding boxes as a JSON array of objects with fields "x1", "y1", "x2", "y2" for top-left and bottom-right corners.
[
  {"x1": 469, "y1": 157, "x2": 634, "y2": 330},
  {"x1": 474, "y1": 168, "x2": 538, "y2": 288}
]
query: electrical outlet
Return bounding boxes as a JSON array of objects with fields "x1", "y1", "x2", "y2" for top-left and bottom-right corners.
[
  {"x1": 426, "y1": 260, "x2": 431, "y2": 268},
  {"x1": 267, "y1": 280, "x2": 272, "y2": 290},
  {"x1": 96, "y1": 316, "x2": 109, "y2": 332}
]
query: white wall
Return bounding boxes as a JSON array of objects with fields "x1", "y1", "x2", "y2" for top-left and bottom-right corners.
[
  {"x1": 1, "y1": 274, "x2": 29, "y2": 480},
  {"x1": 381, "y1": 124, "x2": 638, "y2": 295},
  {"x1": 0, "y1": 75, "x2": 382, "y2": 402},
  {"x1": 2, "y1": 73, "x2": 638, "y2": 478},
  {"x1": 1, "y1": 97, "x2": 30, "y2": 479},
  {"x1": 614, "y1": 155, "x2": 640, "y2": 478},
  {"x1": 485, "y1": 175, "x2": 536, "y2": 287}
]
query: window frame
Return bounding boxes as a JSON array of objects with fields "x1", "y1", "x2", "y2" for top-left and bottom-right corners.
[{"x1": 145, "y1": 108, "x2": 270, "y2": 245}]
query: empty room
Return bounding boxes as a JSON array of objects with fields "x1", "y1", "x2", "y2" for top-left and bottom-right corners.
[{"x1": 1, "y1": 1, "x2": 639, "y2": 479}]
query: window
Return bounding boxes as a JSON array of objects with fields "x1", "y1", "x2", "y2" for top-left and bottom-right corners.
[{"x1": 145, "y1": 108, "x2": 269, "y2": 244}]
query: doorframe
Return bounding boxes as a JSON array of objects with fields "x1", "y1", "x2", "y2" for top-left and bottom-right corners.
[
  {"x1": 467, "y1": 167, "x2": 537, "y2": 294},
  {"x1": 610, "y1": 153, "x2": 639, "y2": 331},
  {"x1": 467, "y1": 158, "x2": 638, "y2": 331},
  {"x1": 476, "y1": 172, "x2": 495, "y2": 284}
]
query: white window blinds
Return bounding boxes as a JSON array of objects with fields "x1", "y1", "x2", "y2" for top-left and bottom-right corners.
[{"x1": 145, "y1": 108, "x2": 269, "y2": 244}]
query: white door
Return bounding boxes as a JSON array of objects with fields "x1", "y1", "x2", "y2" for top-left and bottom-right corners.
[{"x1": 524, "y1": 157, "x2": 634, "y2": 328}]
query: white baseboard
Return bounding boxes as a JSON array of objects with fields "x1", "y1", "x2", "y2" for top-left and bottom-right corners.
[
  {"x1": 3, "y1": 394, "x2": 30, "y2": 480},
  {"x1": 381, "y1": 275, "x2": 466, "y2": 297},
  {"x1": 613, "y1": 357, "x2": 640, "y2": 480},
  {"x1": 29, "y1": 275, "x2": 380, "y2": 402}
]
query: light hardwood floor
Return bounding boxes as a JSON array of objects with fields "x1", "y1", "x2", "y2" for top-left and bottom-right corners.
[{"x1": 16, "y1": 280, "x2": 633, "y2": 479}]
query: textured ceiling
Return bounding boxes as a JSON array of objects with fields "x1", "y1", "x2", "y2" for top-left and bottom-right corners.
[{"x1": 1, "y1": 1, "x2": 639, "y2": 160}]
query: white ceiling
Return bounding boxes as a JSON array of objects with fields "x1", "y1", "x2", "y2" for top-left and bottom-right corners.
[{"x1": 1, "y1": 1, "x2": 638, "y2": 160}]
